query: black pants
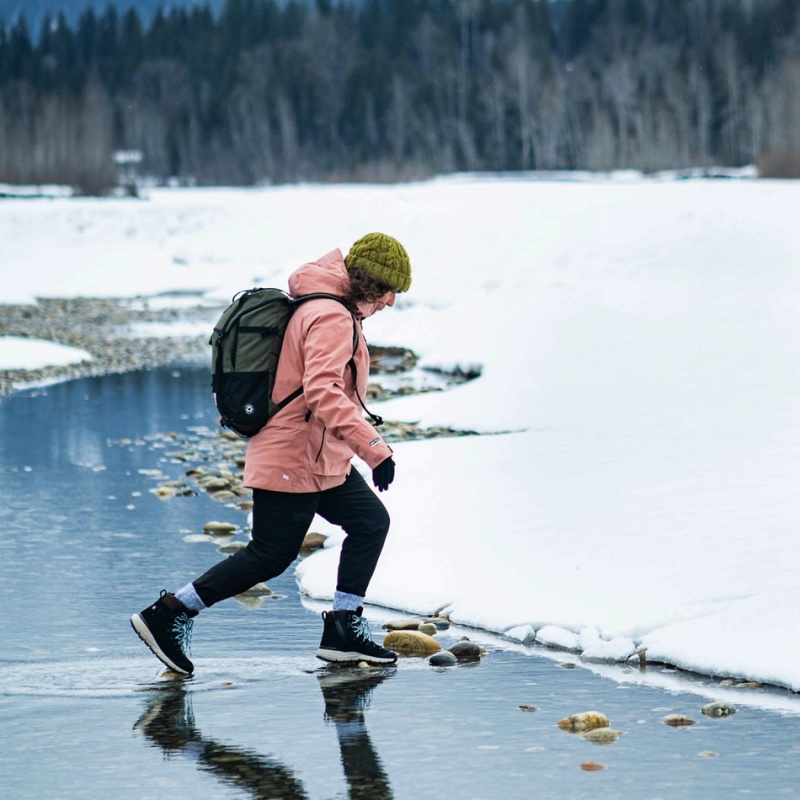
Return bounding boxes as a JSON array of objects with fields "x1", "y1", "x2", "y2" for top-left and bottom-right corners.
[{"x1": 193, "y1": 469, "x2": 390, "y2": 607}]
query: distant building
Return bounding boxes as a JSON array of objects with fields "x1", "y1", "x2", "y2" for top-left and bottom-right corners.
[{"x1": 113, "y1": 150, "x2": 143, "y2": 196}]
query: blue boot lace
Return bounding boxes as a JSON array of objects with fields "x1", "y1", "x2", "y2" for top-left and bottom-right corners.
[
  {"x1": 171, "y1": 612, "x2": 194, "y2": 656},
  {"x1": 350, "y1": 614, "x2": 373, "y2": 644}
]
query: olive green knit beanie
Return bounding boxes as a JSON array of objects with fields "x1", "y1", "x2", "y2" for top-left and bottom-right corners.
[{"x1": 344, "y1": 233, "x2": 412, "y2": 293}]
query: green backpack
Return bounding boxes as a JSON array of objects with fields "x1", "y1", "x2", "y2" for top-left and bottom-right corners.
[{"x1": 210, "y1": 288, "x2": 381, "y2": 438}]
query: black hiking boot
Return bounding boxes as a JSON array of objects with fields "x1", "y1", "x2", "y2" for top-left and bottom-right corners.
[
  {"x1": 316, "y1": 608, "x2": 397, "y2": 665},
  {"x1": 131, "y1": 590, "x2": 197, "y2": 675}
]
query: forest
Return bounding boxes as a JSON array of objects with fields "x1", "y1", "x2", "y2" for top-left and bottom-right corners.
[{"x1": 1, "y1": 0, "x2": 799, "y2": 192}]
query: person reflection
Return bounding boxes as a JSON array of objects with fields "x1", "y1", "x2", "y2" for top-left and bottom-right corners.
[
  {"x1": 318, "y1": 667, "x2": 394, "y2": 800},
  {"x1": 133, "y1": 668, "x2": 394, "y2": 800}
]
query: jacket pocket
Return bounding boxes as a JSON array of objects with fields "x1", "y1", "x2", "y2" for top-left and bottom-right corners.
[
  {"x1": 314, "y1": 427, "x2": 327, "y2": 463},
  {"x1": 304, "y1": 416, "x2": 326, "y2": 466}
]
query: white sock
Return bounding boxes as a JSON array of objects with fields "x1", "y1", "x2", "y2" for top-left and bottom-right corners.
[
  {"x1": 333, "y1": 590, "x2": 363, "y2": 612},
  {"x1": 175, "y1": 583, "x2": 206, "y2": 613}
]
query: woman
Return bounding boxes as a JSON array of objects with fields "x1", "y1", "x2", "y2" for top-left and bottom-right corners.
[{"x1": 131, "y1": 233, "x2": 412, "y2": 675}]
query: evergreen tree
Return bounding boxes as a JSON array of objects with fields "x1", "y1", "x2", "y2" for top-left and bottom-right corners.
[{"x1": 1, "y1": 0, "x2": 799, "y2": 189}]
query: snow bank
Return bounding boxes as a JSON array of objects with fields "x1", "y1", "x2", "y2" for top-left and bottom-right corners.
[
  {"x1": 0, "y1": 337, "x2": 92, "y2": 370},
  {"x1": 3, "y1": 173, "x2": 799, "y2": 690}
]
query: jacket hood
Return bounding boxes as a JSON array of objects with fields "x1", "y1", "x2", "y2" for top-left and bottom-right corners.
[{"x1": 288, "y1": 249, "x2": 348, "y2": 298}]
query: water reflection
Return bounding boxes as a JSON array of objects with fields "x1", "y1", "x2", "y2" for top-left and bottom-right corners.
[{"x1": 134, "y1": 667, "x2": 394, "y2": 800}]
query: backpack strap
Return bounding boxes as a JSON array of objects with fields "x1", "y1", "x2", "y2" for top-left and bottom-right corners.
[{"x1": 290, "y1": 293, "x2": 383, "y2": 427}]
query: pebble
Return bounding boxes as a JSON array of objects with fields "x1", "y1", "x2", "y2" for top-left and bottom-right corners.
[
  {"x1": 424, "y1": 617, "x2": 451, "y2": 630},
  {"x1": 218, "y1": 541, "x2": 246, "y2": 555},
  {"x1": 383, "y1": 630, "x2": 442, "y2": 656},
  {"x1": 447, "y1": 640, "x2": 483, "y2": 661},
  {"x1": 581, "y1": 728, "x2": 622, "y2": 745},
  {"x1": 580, "y1": 762, "x2": 605, "y2": 771},
  {"x1": 418, "y1": 623, "x2": 438, "y2": 636},
  {"x1": 209, "y1": 490, "x2": 239, "y2": 502},
  {"x1": 383, "y1": 618, "x2": 422, "y2": 631},
  {"x1": 299, "y1": 532, "x2": 327, "y2": 556},
  {"x1": 203, "y1": 521, "x2": 238, "y2": 533},
  {"x1": 702, "y1": 701, "x2": 736, "y2": 718},
  {"x1": 557, "y1": 711, "x2": 610, "y2": 733},
  {"x1": 663, "y1": 714, "x2": 696, "y2": 727},
  {"x1": 429, "y1": 651, "x2": 458, "y2": 667},
  {"x1": 518, "y1": 705, "x2": 538, "y2": 712}
]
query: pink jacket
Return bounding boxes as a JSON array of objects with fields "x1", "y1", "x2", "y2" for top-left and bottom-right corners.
[{"x1": 244, "y1": 249, "x2": 394, "y2": 492}]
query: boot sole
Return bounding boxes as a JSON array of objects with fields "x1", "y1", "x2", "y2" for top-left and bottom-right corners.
[
  {"x1": 130, "y1": 614, "x2": 193, "y2": 675},
  {"x1": 316, "y1": 647, "x2": 397, "y2": 665}
]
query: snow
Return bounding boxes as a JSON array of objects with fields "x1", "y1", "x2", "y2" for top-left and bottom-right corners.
[
  {"x1": 0, "y1": 336, "x2": 91, "y2": 370},
  {"x1": 2, "y1": 173, "x2": 800, "y2": 692}
]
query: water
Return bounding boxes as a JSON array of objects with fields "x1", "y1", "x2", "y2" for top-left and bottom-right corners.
[{"x1": 1, "y1": 367, "x2": 800, "y2": 799}]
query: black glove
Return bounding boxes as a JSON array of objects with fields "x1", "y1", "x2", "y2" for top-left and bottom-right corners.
[{"x1": 372, "y1": 457, "x2": 395, "y2": 492}]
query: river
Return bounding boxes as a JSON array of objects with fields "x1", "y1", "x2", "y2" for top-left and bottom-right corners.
[{"x1": 1, "y1": 367, "x2": 799, "y2": 799}]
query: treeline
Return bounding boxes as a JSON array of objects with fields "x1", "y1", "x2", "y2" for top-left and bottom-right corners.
[{"x1": 1, "y1": 0, "x2": 799, "y2": 191}]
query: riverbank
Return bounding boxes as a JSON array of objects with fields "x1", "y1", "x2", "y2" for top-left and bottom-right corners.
[{"x1": 0, "y1": 296, "x2": 211, "y2": 394}]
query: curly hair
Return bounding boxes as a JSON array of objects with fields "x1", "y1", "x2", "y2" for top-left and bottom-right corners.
[{"x1": 339, "y1": 267, "x2": 394, "y2": 310}]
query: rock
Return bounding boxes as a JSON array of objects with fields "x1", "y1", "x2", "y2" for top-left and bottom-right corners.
[
  {"x1": 429, "y1": 651, "x2": 457, "y2": 667},
  {"x1": 383, "y1": 618, "x2": 422, "y2": 631},
  {"x1": 663, "y1": 714, "x2": 696, "y2": 727},
  {"x1": 210, "y1": 490, "x2": 238, "y2": 502},
  {"x1": 579, "y1": 762, "x2": 605, "y2": 771},
  {"x1": 518, "y1": 705, "x2": 538, "y2": 712},
  {"x1": 383, "y1": 630, "x2": 442, "y2": 656},
  {"x1": 218, "y1": 541, "x2": 246, "y2": 555},
  {"x1": 299, "y1": 531, "x2": 327, "y2": 556},
  {"x1": 424, "y1": 616, "x2": 451, "y2": 630},
  {"x1": 418, "y1": 622, "x2": 437, "y2": 636},
  {"x1": 581, "y1": 728, "x2": 622, "y2": 745},
  {"x1": 203, "y1": 521, "x2": 237, "y2": 534},
  {"x1": 447, "y1": 640, "x2": 483, "y2": 661},
  {"x1": 702, "y1": 701, "x2": 736, "y2": 718},
  {"x1": 557, "y1": 711, "x2": 610, "y2": 733},
  {"x1": 200, "y1": 477, "x2": 231, "y2": 492},
  {"x1": 153, "y1": 486, "x2": 176, "y2": 499},
  {"x1": 168, "y1": 483, "x2": 196, "y2": 497}
]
